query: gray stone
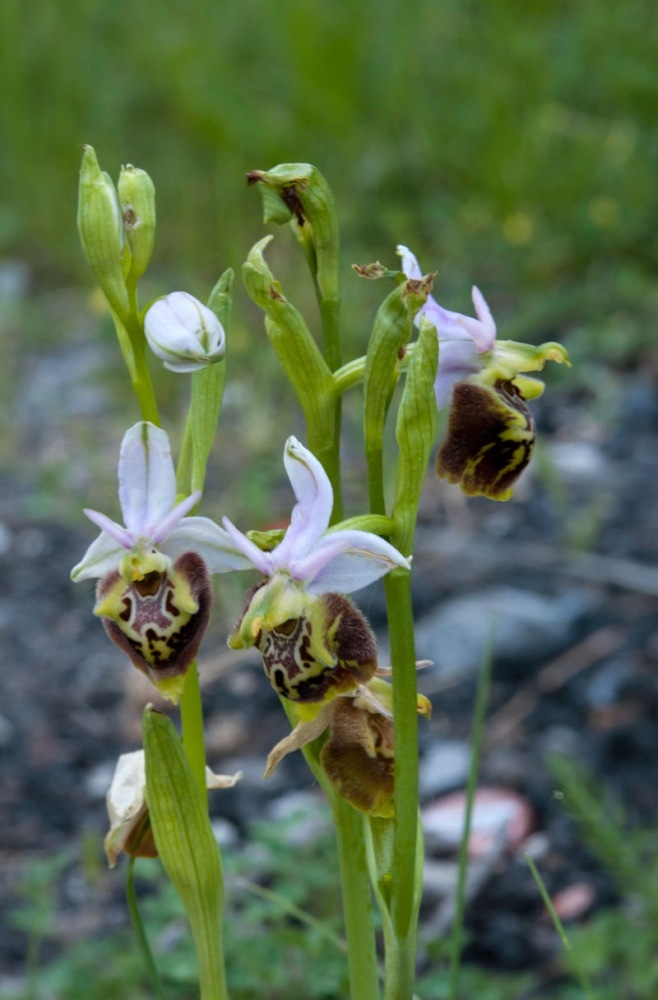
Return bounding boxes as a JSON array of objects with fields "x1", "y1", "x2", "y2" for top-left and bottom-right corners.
[
  {"x1": 419, "y1": 740, "x2": 471, "y2": 800},
  {"x1": 413, "y1": 586, "x2": 590, "y2": 678}
]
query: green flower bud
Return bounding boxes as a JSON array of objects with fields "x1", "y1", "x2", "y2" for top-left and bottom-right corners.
[
  {"x1": 118, "y1": 164, "x2": 156, "y2": 283},
  {"x1": 77, "y1": 145, "x2": 130, "y2": 318}
]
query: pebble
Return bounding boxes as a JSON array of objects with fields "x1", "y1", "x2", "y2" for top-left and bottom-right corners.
[
  {"x1": 423, "y1": 787, "x2": 535, "y2": 857},
  {"x1": 419, "y1": 740, "x2": 471, "y2": 800},
  {"x1": 413, "y1": 586, "x2": 591, "y2": 678}
]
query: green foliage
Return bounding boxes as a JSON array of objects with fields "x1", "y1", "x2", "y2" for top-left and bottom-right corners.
[
  {"x1": 3, "y1": 0, "x2": 656, "y2": 364},
  {"x1": 548, "y1": 754, "x2": 658, "y2": 999}
]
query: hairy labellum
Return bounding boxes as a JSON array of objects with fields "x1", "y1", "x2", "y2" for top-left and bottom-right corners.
[
  {"x1": 230, "y1": 582, "x2": 377, "y2": 703},
  {"x1": 321, "y1": 698, "x2": 395, "y2": 818},
  {"x1": 437, "y1": 379, "x2": 535, "y2": 501},
  {"x1": 95, "y1": 551, "x2": 212, "y2": 700}
]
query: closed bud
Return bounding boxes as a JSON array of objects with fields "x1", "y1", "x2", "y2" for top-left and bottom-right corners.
[
  {"x1": 118, "y1": 164, "x2": 156, "y2": 282},
  {"x1": 77, "y1": 145, "x2": 130, "y2": 318},
  {"x1": 144, "y1": 292, "x2": 226, "y2": 373}
]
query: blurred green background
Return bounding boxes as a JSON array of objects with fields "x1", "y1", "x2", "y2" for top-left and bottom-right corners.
[
  {"x1": 2, "y1": 5, "x2": 658, "y2": 996},
  {"x1": 2, "y1": 0, "x2": 656, "y2": 538},
  {"x1": 2, "y1": 0, "x2": 657, "y2": 365}
]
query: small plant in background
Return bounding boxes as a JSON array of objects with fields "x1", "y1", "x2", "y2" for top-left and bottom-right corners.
[{"x1": 68, "y1": 147, "x2": 569, "y2": 999}]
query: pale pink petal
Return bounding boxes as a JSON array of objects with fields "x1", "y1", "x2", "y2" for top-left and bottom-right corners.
[
  {"x1": 270, "y1": 437, "x2": 333, "y2": 567},
  {"x1": 292, "y1": 529, "x2": 410, "y2": 595},
  {"x1": 118, "y1": 423, "x2": 177, "y2": 536},
  {"x1": 149, "y1": 491, "x2": 201, "y2": 543},
  {"x1": 83, "y1": 508, "x2": 133, "y2": 547},
  {"x1": 220, "y1": 517, "x2": 273, "y2": 575}
]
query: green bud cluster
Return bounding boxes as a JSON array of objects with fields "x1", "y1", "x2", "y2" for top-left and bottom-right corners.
[{"x1": 77, "y1": 146, "x2": 156, "y2": 319}]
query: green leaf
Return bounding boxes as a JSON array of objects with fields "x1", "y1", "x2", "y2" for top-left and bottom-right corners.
[{"x1": 143, "y1": 708, "x2": 228, "y2": 1000}]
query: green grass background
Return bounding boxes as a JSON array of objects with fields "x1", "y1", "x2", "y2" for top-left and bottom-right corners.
[{"x1": 2, "y1": 0, "x2": 657, "y2": 364}]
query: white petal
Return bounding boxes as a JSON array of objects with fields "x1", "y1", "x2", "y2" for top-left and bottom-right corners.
[
  {"x1": 271, "y1": 437, "x2": 333, "y2": 568},
  {"x1": 118, "y1": 423, "x2": 177, "y2": 537},
  {"x1": 71, "y1": 531, "x2": 126, "y2": 581},
  {"x1": 291, "y1": 529, "x2": 410, "y2": 594},
  {"x1": 161, "y1": 516, "x2": 261, "y2": 573},
  {"x1": 396, "y1": 244, "x2": 423, "y2": 279}
]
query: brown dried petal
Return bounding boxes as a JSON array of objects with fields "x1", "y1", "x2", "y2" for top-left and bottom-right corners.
[{"x1": 321, "y1": 699, "x2": 395, "y2": 817}]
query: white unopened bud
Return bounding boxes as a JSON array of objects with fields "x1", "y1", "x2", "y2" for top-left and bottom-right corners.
[{"x1": 144, "y1": 292, "x2": 226, "y2": 373}]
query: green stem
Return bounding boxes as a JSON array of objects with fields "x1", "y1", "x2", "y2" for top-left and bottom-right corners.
[
  {"x1": 334, "y1": 799, "x2": 382, "y2": 1000},
  {"x1": 111, "y1": 310, "x2": 160, "y2": 424},
  {"x1": 334, "y1": 356, "x2": 367, "y2": 395},
  {"x1": 180, "y1": 662, "x2": 208, "y2": 807},
  {"x1": 316, "y1": 289, "x2": 343, "y2": 524},
  {"x1": 125, "y1": 316, "x2": 160, "y2": 424},
  {"x1": 126, "y1": 857, "x2": 166, "y2": 1000},
  {"x1": 384, "y1": 569, "x2": 421, "y2": 945},
  {"x1": 382, "y1": 932, "x2": 416, "y2": 1000},
  {"x1": 283, "y1": 699, "x2": 381, "y2": 1000},
  {"x1": 320, "y1": 296, "x2": 342, "y2": 373}
]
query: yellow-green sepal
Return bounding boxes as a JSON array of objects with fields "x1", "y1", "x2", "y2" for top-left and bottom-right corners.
[{"x1": 143, "y1": 708, "x2": 228, "y2": 999}]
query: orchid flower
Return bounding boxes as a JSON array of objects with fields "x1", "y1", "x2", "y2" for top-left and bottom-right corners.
[
  {"x1": 397, "y1": 245, "x2": 570, "y2": 500},
  {"x1": 226, "y1": 436, "x2": 410, "y2": 705},
  {"x1": 71, "y1": 421, "x2": 250, "y2": 583},
  {"x1": 71, "y1": 421, "x2": 253, "y2": 699}
]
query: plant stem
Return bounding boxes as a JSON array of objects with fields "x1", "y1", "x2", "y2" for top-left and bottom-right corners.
[
  {"x1": 334, "y1": 799, "x2": 382, "y2": 1000},
  {"x1": 126, "y1": 857, "x2": 165, "y2": 1000},
  {"x1": 180, "y1": 662, "x2": 208, "y2": 807},
  {"x1": 384, "y1": 569, "x2": 421, "y2": 946}
]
